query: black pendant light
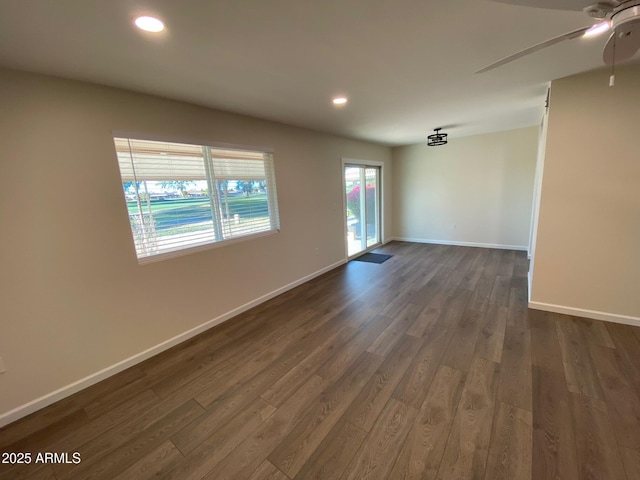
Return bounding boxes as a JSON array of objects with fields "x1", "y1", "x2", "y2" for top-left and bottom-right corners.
[{"x1": 427, "y1": 128, "x2": 448, "y2": 146}]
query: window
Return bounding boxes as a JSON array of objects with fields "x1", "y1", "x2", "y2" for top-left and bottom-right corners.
[{"x1": 113, "y1": 135, "x2": 280, "y2": 263}]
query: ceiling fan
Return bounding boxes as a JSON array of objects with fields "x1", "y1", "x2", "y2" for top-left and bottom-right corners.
[{"x1": 476, "y1": 0, "x2": 640, "y2": 73}]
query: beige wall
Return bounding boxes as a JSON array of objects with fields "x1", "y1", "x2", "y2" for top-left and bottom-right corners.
[
  {"x1": 0, "y1": 68, "x2": 392, "y2": 421},
  {"x1": 530, "y1": 64, "x2": 640, "y2": 321},
  {"x1": 392, "y1": 127, "x2": 538, "y2": 249}
]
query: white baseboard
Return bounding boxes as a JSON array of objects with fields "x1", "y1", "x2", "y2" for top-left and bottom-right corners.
[
  {"x1": 390, "y1": 237, "x2": 528, "y2": 251},
  {"x1": 0, "y1": 259, "x2": 346, "y2": 428},
  {"x1": 528, "y1": 301, "x2": 640, "y2": 327}
]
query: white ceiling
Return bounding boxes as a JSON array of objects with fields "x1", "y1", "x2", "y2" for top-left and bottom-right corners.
[{"x1": 0, "y1": 0, "x2": 627, "y2": 146}]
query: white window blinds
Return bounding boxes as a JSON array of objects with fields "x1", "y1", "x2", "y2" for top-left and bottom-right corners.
[{"x1": 113, "y1": 136, "x2": 280, "y2": 263}]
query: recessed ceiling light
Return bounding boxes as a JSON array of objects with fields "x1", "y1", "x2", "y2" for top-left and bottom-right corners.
[
  {"x1": 332, "y1": 97, "x2": 348, "y2": 105},
  {"x1": 134, "y1": 16, "x2": 165, "y2": 33}
]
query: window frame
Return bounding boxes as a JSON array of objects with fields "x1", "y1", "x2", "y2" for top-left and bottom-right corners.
[{"x1": 112, "y1": 131, "x2": 280, "y2": 264}]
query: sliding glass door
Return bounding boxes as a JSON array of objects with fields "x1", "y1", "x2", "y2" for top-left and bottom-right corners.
[{"x1": 344, "y1": 164, "x2": 380, "y2": 257}]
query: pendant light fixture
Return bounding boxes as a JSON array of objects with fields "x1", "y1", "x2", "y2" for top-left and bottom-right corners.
[{"x1": 427, "y1": 128, "x2": 448, "y2": 146}]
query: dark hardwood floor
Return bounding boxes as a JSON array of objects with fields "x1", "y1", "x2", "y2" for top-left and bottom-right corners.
[{"x1": 2, "y1": 241, "x2": 640, "y2": 480}]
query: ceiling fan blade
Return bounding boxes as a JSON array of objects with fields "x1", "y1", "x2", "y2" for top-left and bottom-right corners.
[
  {"x1": 489, "y1": 0, "x2": 611, "y2": 11},
  {"x1": 603, "y1": 15, "x2": 640, "y2": 64},
  {"x1": 475, "y1": 26, "x2": 590, "y2": 73}
]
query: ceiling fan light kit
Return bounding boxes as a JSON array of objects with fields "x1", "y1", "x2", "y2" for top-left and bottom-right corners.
[
  {"x1": 603, "y1": 4, "x2": 640, "y2": 65},
  {"x1": 427, "y1": 128, "x2": 448, "y2": 146}
]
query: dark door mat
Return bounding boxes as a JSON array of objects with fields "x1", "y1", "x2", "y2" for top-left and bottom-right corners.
[{"x1": 352, "y1": 253, "x2": 393, "y2": 264}]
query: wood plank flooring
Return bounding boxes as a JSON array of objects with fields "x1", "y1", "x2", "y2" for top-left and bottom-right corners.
[{"x1": 2, "y1": 241, "x2": 640, "y2": 480}]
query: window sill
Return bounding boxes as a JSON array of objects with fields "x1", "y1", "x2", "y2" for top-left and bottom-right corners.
[{"x1": 136, "y1": 229, "x2": 280, "y2": 265}]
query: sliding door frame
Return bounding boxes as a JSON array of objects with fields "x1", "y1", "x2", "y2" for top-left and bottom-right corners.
[{"x1": 341, "y1": 158, "x2": 384, "y2": 260}]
